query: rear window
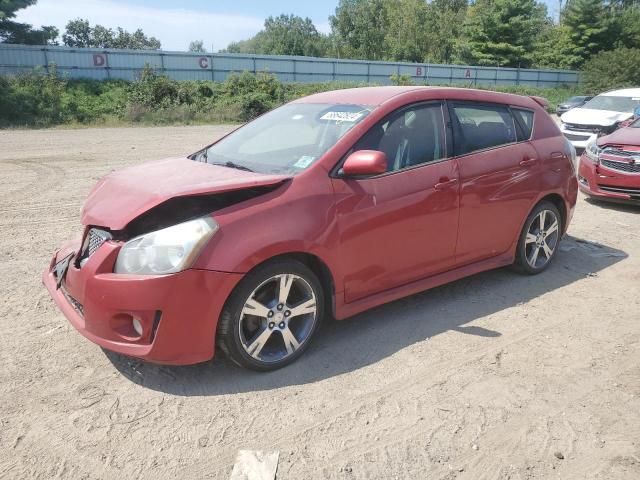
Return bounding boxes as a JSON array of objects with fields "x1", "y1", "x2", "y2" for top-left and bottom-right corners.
[
  {"x1": 450, "y1": 103, "x2": 517, "y2": 155},
  {"x1": 512, "y1": 108, "x2": 534, "y2": 140}
]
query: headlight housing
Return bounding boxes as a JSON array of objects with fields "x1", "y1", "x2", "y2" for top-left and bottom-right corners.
[
  {"x1": 114, "y1": 216, "x2": 218, "y2": 275},
  {"x1": 585, "y1": 140, "x2": 601, "y2": 164}
]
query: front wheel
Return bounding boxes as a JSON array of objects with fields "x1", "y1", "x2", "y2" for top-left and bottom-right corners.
[
  {"x1": 514, "y1": 201, "x2": 562, "y2": 275},
  {"x1": 216, "y1": 259, "x2": 324, "y2": 371}
]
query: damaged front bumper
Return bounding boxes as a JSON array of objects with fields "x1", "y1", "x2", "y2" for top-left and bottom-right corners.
[{"x1": 42, "y1": 237, "x2": 243, "y2": 365}]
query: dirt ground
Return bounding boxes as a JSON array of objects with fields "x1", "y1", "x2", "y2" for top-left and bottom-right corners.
[{"x1": 1, "y1": 125, "x2": 639, "y2": 480}]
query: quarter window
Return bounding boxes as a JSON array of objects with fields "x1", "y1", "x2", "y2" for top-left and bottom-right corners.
[
  {"x1": 354, "y1": 103, "x2": 446, "y2": 172},
  {"x1": 450, "y1": 103, "x2": 517, "y2": 155},
  {"x1": 512, "y1": 108, "x2": 534, "y2": 140}
]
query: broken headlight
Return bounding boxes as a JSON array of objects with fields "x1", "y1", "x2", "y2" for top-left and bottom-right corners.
[{"x1": 114, "y1": 217, "x2": 218, "y2": 275}]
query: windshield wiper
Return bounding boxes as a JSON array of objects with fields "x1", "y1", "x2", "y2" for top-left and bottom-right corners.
[{"x1": 209, "y1": 161, "x2": 254, "y2": 173}]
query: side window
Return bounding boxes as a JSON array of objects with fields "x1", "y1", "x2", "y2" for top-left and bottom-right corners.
[
  {"x1": 512, "y1": 108, "x2": 534, "y2": 141},
  {"x1": 354, "y1": 103, "x2": 446, "y2": 172},
  {"x1": 450, "y1": 103, "x2": 517, "y2": 155}
]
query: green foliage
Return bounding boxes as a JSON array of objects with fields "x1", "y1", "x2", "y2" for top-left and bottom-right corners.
[
  {"x1": 532, "y1": 25, "x2": 583, "y2": 69},
  {"x1": 389, "y1": 73, "x2": 414, "y2": 86},
  {"x1": 223, "y1": 14, "x2": 329, "y2": 57},
  {"x1": 582, "y1": 47, "x2": 640, "y2": 91},
  {"x1": 329, "y1": 0, "x2": 389, "y2": 60},
  {"x1": 455, "y1": 0, "x2": 548, "y2": 68},
  {"x1": 0, "y1": 67, "x2": 590, "y2": 128},
  {"x1": 0, "y1": 0, "x2": 58, "y2": 44},
  {"x1": 62, "y1": 18, "x2": 161, "y2": 49},
  {"x1": 188, "y1": 40, "x2": 207, "y2": 53},
  {"x1": 563, "y1": 0, "x2": 613, "y2": 63}
]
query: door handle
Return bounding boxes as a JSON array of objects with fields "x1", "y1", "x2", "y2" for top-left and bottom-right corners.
[
  {"x1": 550, "y1": 152, "x2": 566, "y2": 160},
  {"x1": 434, "y1": 178, "x2": 458, "y2": 191},
  {"x1": 519, "y1": 157, "x2": 538, "y2": 167}
]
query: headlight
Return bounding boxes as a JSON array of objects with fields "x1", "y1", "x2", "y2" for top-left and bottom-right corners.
[
  {"x1": 114, "y1": 217, "x2": 218, "y2": 275},
  {"x1": 585, "y1": 141, "x2": 601, "y2": 164}
]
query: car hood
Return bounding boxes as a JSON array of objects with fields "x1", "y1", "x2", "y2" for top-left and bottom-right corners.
[
  {"x1": 561, "y1": 108, "x2": 633, "y2": 126},
  {"x1": 81, "y1": 157, "x2": 291, "y2": 230},
  {"x1": 597, "y1": 126, "x2": 640, "y2": 148}
]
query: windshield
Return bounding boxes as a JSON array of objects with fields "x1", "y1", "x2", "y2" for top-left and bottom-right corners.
[
  {"x1": 566, "y1": 96, "x2": 586, "y2": 103},
  {"x1": 205, "y1": 103, "x2": 372, "y2": 174},
  {"x1": 583, "y1": 95, "x2": 640, "y2": 113}
]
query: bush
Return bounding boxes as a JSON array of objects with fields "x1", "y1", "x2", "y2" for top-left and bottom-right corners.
[
  {"x1": 0, "y1": 67, "x2": 590, "y2": 127},
  {"x1": 582, "y1": 48, "x2": 640, "y2": 92}
]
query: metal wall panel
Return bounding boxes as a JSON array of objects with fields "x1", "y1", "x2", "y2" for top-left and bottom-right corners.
[{"x1": 0, "y1": 44, "x2": 581, "y2": 87}]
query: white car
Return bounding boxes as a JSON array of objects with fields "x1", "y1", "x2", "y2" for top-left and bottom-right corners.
[{"x1": 560, "y1": 88, "x2": 640, "y2": 149}]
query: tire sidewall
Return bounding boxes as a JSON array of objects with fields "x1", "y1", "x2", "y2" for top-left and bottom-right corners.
[
  {"x1": 516, "y1": 202, "x2": 562, "y2": 274},
  {"x1": 221, "y1": 260, "x2": 325, "y2": 371}
]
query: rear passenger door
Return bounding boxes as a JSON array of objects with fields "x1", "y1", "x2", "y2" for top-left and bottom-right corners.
[{"x1": 448, "y1": 101, "x2": 540, "y2": 265}]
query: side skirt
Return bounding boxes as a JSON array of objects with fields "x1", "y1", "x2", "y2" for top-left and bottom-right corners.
[{"x1": 334, "y1": 252, "x2": 514, "y2": 320}]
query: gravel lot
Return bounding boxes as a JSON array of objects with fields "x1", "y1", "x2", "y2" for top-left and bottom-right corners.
[{"x1": 1, "y1": 125, "x2": 639, "y2": 480}]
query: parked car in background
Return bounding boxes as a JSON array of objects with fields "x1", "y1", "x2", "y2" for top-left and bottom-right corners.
[
  {"x1": 560, "y1": 88, "x2": 640, "y2": 150},
  {"x1": 43, "y1": 86, "x2": 577, "y2": 371},
  {"x1": 556, "y1": 96, "x2": 593, "y2": 116},
  {"x1": 578, "y1": 117, "x2": 640, "y2": 204}
]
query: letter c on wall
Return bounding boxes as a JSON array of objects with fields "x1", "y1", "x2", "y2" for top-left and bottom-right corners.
[
  {"x1": 93, "y1": 54, "x2": 105, "y2": 67},
  {"x1": 199, "y1": 57, "x2": 209, "y2": 69}
]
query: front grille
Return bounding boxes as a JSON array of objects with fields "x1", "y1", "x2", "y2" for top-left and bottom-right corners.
[
  {"x1": 79, "y1": 228, "x2": 112, "y2": 264},
  {"x1": 598, "y1": 184, "x2": 640, "y2": 196},
  {"x1": 600, "y1": 159, "x2": 640, "y2": 173},
  {"x1": 564, "y1": 123, "x2": 601, "y2": 133},
  {"x1": 61, "y1": 287, "x2": 84, "y2": 316},
  {"x1": 564, "y1": 133, "x2": 591, "y2": 141}
]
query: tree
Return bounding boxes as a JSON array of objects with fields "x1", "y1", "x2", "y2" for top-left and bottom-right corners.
[
  {"x1": 384, "y1": 0, "x2": 429, "y2": 62},
  {"x1": 188, "y1": 40, "x2": 206, "y2": 53},
  {"x1": 582, "y1": 47, "x2": 640, "y2": 91},
  {"x1": 0, "y1": 0, "x2": 58, "y2": 44},
  {"x1": 62, "y1": 18, "x2": 161, "y2": 50},
  {"x1": 425, "y1": 0, "x2": 468, "y2": 63},
  {"x1": 532, "y1": 24, "x2": 582, "y2": 69},
  {"x1": 330, "y1": 0, "x2": 389, "y2": 60},
  {"x1": 455, "y1": 0, "x2": 548, "y2": 68},
  {"x1": 222, "y1": 14, "x2": 329, "y2": 57},
  {"x1": 563, "y1": 0, "x2": 613, "y2": 62}
]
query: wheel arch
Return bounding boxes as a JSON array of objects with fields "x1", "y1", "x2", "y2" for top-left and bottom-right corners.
[
  {"x1": 239, "y1": 251, "x2": 337, "y2": 319},
  {"x1": 537, "y1": 193, "x2": 568, "y2": 235}
]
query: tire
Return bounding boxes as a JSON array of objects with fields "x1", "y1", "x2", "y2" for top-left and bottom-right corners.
[
  {"x1": 513, "y1": 201, "x2": 563, "y2": 275},
  {"x1": 216, "y1": 259, "x2": 324, "y2": 371}
]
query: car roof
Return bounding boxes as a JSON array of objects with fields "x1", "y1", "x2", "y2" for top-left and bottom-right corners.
[
  {"x1": 293, "y1": 86, "x2": 538, "y2": 108},
  {"x1": 601, "y1": 88, "x2": 640, "y2": 97}
]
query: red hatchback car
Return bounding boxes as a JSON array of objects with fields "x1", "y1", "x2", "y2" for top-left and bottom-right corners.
[
  {"x1": 578, "y1": 118, "x2": 640, "y2": 203},
  {"x1": 43, "y1": 87, "x2": 578, "y2": 371}
]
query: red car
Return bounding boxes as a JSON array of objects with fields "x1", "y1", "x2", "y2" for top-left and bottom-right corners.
[
  {"x1": 578, "y1": 118, "x2": 640, "y2": 204},
  {"x1": 43, "y1": 87, "x2": 578, "y2": 371}
]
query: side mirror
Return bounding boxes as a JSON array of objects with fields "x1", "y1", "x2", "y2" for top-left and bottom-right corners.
[{"x1": 341, "y1": 150, "x2": 388, "y2": 176}]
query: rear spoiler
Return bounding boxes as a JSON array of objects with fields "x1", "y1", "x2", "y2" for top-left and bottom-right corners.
[{"x1": 530, "y1": 96, "x2": 550, "y2": 109}]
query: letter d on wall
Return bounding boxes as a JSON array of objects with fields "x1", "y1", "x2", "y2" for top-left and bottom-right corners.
[{"x1": 93, "y1": 54, "x2": 105, "y2": 67}]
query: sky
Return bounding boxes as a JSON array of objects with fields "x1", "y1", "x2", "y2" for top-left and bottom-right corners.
[{"x1": 16, "y1": 0, "x2": 560, "y2": 52}]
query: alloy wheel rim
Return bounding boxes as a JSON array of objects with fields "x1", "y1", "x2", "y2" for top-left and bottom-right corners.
[
  {"x1": 525, "y1": 209, "x2": 560, "y2": 269},
  {"x1": 238, "y1": 274, "x2": 317, "y2": 363}
]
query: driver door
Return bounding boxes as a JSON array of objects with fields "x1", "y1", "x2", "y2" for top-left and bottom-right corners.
[{"x1": 331, "y1": 102, "x2": 460, "y2": 303}]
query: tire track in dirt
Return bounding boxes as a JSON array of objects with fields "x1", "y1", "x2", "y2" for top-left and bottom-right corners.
[{"x1": 183, "y1": 313, "x2": 593, "y2": 478}]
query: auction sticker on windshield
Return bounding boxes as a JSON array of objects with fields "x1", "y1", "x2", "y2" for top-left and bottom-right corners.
[{"x1": 320, "y1": 111, "x2": 364, "y2": 122}]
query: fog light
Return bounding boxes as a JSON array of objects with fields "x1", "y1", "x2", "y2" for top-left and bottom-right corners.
[{"x1": 132, "y1": 317, "x2": 143, "y2": 336}]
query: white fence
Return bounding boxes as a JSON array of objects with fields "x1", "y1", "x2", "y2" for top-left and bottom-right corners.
[{"x1": 0, "y1": 44, "x2": 581, "y2": 87}]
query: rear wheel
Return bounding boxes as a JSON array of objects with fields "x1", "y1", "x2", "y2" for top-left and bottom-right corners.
[
  {"x1": 514, "y1": 201, "x2": 562, "y2": 275},
  {"x1": 217, "y1": 259, "x2": 324, "y2": 371}
]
